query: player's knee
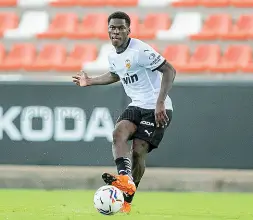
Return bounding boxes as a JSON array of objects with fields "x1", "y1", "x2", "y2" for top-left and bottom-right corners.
[
  {"x1": 112, "y1": 121, "x2": 136, "y2": 146},
  {"x1": 112, "y1": 129, "x2": 127, "y2": 146},
  {"x1": 132, "y1": 139, "x2": 149, "y2": 159}
]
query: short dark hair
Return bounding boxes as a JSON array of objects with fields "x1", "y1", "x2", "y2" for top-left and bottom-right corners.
[{"x1": 108, "y1": 11, "x2": 131, "y2": 27}]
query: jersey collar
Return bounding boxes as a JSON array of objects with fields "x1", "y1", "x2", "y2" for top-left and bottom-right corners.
[{"x1": 116, "y1": 38, "x2": 131, "y2": 54}]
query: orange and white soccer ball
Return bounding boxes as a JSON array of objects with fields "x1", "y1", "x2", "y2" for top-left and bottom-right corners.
[{"x1": 93, "y1": 185, "x2": 124, "y2": 215}]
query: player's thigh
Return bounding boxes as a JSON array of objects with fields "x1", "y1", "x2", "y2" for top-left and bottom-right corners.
[
  {"x1": 132, "y1": 138, "x2": 149, "y2": 158},
  {"x1": 133, "y1": 109, "x2": 172, "y2": 152},
  {"x1": 113, "y1": 106, "x2": 141, "y2": 142},
  {"x1": 113, "y1": 120, "x2": 137, "y2": 142}
]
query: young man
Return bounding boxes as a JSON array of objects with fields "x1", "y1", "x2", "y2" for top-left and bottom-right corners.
[{"x1": 72, "y1": 11, "x2": 176, "y2": 213}]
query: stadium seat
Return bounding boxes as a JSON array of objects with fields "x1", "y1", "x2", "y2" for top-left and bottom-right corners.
[
  {"x1": 83, "y1": 44, "x2": 114, "y2": 72},
  {"x1": 0, "y1": 44, "x2": 36, "y2": 70},
  {"x1": 94, "y1": 14, "x2": 111, "y2": 39},
  {"x1": 220, "y1": 15, "x2": 253, "y2": 40},
  {"x1": 0, "y1": 0, "x2": 17, "y2": 6},
  {"x1": 0, "y1": 13, "x2": 19, "y2": 37},
  {"x1": 231, "y1": 0, "x2": 253, "y2": 7},
  {"x1": 37, "y1": 13, "x2": 78, "y2": 39},
  {"x1": 106, "y1": 0, "x2": 138, "y2": 6},
  {"x1": 156, "y1": 12, "x2": 201, "y2": 40},
  {"x1": 18, "y1": 0, "x2": 50, "y2": 7},
  {"x1": 51, "y1": 0, "x2": 138, "y2": 7},
  {"x1": 241, "y1": 62, "x2": 253, "y2": 73},
  {"x1": 4, "y1": 11, "x2": 49, "y2": 39},
  {"x1": 138, "y1": 14, "x2": 171, "y2": 39},
  {"x1": 138, "y1": 0, "x2": 172, "y2": 7},
  {"x1": 78, "y1": 0, "x2": 105, "y2": 6},
  {"x1": 209, "y1": 45, "x2": 252, "y2": 73},
  {"x1": 172, "y1": 0, "x2": 198, "y2": 7},
  {"x1": 199, "y1": 0, "x2": 229, "y2": 7},
  {"x1": 190, "y1": 14, "x2": 233, "y2": 40},
  {"x1": 127, "y1": 14, "x2": 139, "y2": 38},
  {"x1": 163, "y1": 45, "x2": 190, "y2": 72},
  {"x1": 0, "y1": 44, "x2": 6, "y2": 68},
  {"x1": 50, "y1": 0, "x2": 78, "y2": 7},
  {"x1": 25, "y1": 44, "x2": 66, "y2": 71},
  {"x1": 67, "y1": 13, "x2": 107, "y2": 39},
  {"x1": 56, "y1": 44, "x2": 97, "y2": 71},
  {"x1": 179, "y1": 44, "x2": 221, "y2": 73}
]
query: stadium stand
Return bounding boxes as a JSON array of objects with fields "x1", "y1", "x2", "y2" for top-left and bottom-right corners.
[{"x1": 0, "y1": 0, "x2": 252, "y2": 75}]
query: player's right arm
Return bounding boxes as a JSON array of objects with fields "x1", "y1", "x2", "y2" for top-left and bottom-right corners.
[{"x1": 72, "y1": 70, "x2": 120, "y2": 87}]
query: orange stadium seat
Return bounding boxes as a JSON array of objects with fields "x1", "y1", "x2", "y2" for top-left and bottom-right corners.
[
  {"x1": 221, "y1": 15, "x2": 253, "y2": 40},
  {"x1": 172, "y1": 0, "x2": 198, "y2": 7},
  {"x1": 37, "y1": 13, "x2": 78, "y2": 39},
  {"x1": 138, "y1": 14, "x2": 171, "y2": 39},
  {"x1": 78, "y1": 0, "x2": 105, "y2": 6},
  {"x1": 106, "y1": 0, "x2": 138, "y2": 6},
  {"x1": 50, "y1": 0, "x2": 77, "y2": 7},
  {"x1": 93, "y1": 14, "x2": 110, "y2": 39},
  {"x1": 25, "y1": 44, "x2": 66, "y2": 71},
  {"x1": 163, "y1": 45, "x2": 190, "y2": 72},
  {"x1": 56, "y1": 44, "x2": 97, "y2": 71},
  {"x1": 231, "y1": 0, "x2": 253, "y2": 7},
  {"x1": 0, "y1": 13, "x2": 19, "y2": 37},
  {"x1": 0, "y1": 44, "x2": 36, "y2": 71},
  {"x1": 241, "y1": 62, "x2": 253, "y2": 73},
  {"x1": 200, "y1": 0, "x2": 229, "y2": 7},
  {"x1": 0, "y1": 44, "x2": 6, "y2": 67},
  {"x1": 128, "y1": 14, "x2": 139, "y2": 38},
  {"x1": 67, "y1": 13, "x2": 107, "y2": 39},
  {"x1": 50, "y1": 0, "x2": 137, "y2": 7},
  {"x1": 209, "y1": 45, "x2": 252, "y2": 73},
  {"x1": 190, "y1": 14, "x2": 232, "y2": 40},
  {"x1": 179, "y1": 44, "x2": 221, "y2": 73},
  {"x1": 0, "y1": 0, "x2": 17, "y2": 6}
]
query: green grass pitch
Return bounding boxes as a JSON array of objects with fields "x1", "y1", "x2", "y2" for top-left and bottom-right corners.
[{"x1": 0, "y1": 190, "x2": 252, "y2": 220}]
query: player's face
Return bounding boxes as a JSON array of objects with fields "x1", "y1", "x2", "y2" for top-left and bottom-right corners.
[{"x1": 108, "y1": 19, "x2": 130, "y2": 47}]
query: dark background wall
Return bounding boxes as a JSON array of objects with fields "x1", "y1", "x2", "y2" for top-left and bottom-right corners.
[{"x1": 0, "y1": 81, "x2": 252, "y2": 169}]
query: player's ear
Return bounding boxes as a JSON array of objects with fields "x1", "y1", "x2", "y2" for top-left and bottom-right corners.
[{"x1": 128, "y1": 27, "x2": 131, "y2": 35}]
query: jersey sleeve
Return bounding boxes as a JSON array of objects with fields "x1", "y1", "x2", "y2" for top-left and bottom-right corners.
[{"x1": 137, "y1": 44, "x2": 166, "y2": 72}]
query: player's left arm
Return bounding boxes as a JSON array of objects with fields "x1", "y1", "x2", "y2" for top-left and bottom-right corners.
[
  {"x1": 137, "y1": 44, "x2": 176, "y2": 127},
  {"x1": 157, "y1": 61, "x2": 176, "y2": 102},
  {"x1": 155, "y1": 61, "x2": 176, "y2": 127}
]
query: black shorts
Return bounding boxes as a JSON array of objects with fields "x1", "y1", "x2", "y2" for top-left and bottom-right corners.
[{"x1": 116, "y1": 106, "x2": 173, "y2": 153}]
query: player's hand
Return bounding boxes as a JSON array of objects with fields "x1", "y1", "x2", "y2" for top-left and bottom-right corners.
[
  {"x1": 72, "y1": 70, "x2": 92, "y2": 87},
  {"x1": 155, "y1": 101, "x2": 169, "y2": 128}
]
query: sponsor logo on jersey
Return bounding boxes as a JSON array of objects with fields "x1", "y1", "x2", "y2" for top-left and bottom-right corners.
[
  {"x1": 150, "y1": 55, "x2": 161, "y2": 66},
  {"x1": 122, "y1": 73, "x2": 138, "y2": 85}
]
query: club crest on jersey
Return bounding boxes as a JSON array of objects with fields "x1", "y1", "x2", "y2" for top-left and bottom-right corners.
[{"x1": 125, "y1": 59, "x2": 131, "y2": 69}]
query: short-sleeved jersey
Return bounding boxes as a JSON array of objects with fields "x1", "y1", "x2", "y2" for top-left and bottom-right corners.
[{"x1": 108, "y1": 38, "x2": 173, "y2": 110}]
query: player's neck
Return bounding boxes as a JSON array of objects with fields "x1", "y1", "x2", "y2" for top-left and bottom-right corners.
[{"x1": 115, "y1": 38, "x2": 131, "y2": 54}]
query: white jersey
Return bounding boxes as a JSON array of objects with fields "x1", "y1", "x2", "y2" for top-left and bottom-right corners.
[{"x1": 108, "y1": 38, "x2": 173, "y2": 110}]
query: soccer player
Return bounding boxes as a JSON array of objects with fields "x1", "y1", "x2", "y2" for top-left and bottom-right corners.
[{"x1": 72, "y1": 11, "x2": 176, "y2": 213}]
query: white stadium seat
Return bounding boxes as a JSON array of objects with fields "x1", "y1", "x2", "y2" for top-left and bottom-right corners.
[
  {"x1": 138, "y1": 0, "x2": 177, "y2": 7},
  {"x1": 18, "y1": 0, "x2": 51, "y2": 8},
  {"x1": 83, "y1": 44, "x2": 114, "y2": 72},
  {"x1": 4, "y1": 11, "x2": 49, "y2": 39},
  {"x1": 156, "y1": 12, "x2": 202, "y2": 40}
]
